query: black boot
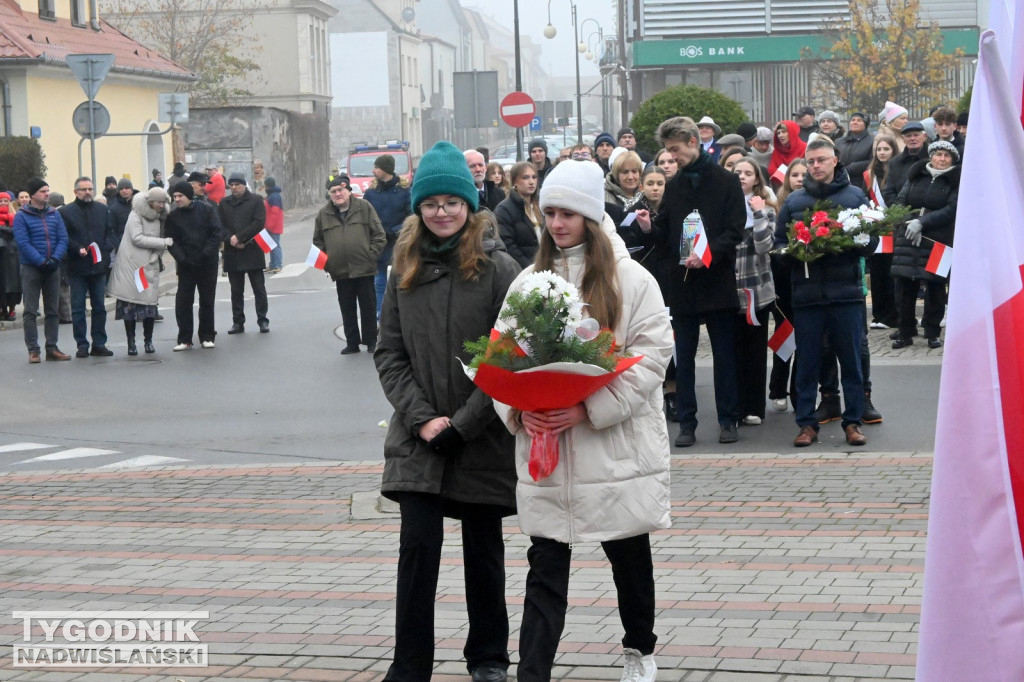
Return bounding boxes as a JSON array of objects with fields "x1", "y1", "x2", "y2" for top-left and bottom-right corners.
[
  {"x1": 125, "y1": 320, "x2": 137, "y2": 356},
  {"x1": 813, "y1": 392, "x2": 842, "y2": 424},
  {"x1": 862, "y1": 391, "x2": 883, "y2": 424},
  {"x1": 143, "y1": 318, "x2": 155, "y2": 354}
]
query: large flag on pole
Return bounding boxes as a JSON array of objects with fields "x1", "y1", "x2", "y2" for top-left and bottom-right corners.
[{"x1": 916, "y1": 27, "x2": 1024, "y2": 682}]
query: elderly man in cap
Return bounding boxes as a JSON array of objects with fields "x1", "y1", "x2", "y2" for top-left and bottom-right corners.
[
  {"x1": 793, "y1": 106, "x2": 819, "y2": 141},
  {"x1": 364, "y1": 154, "x2": 411, "y2": 318},
  {"x1": 12, "y1": 178, "x2": 71, "y2": 362},
  {"x1": 313, "y1": 174, "x2": 386, "y2": 354},
  {"x1": 882, "y1": 121, "x2": 930, "y2": 207},
  {"x1": 204, "y1": 164, "x2": 226, "y2": 204},
  {"x1": 464, "y1": 149, "x2": 504, "y2": 212},
  {"x1": 616, "y1": 126, "x2": 651, "y2": 163},
  {"x1": 748, "y1": 127, "x2": 774, "y2": 168},
  {"x1": 695, "y1": 116, "x2": 722, "y2": 163},
  {"x1": 219, "y1": 172, "x2": 270, "y2": 334}
]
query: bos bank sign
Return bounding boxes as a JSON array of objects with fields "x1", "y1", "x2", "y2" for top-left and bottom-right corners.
[{"x1": 634, "y1": 30, "x2": 978, "y2": 66}]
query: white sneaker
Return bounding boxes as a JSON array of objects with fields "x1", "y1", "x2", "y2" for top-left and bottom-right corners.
[
  {"x1": 869, "y1": 321, "x2": 889, "y2": 329},
  {"x1": 201, "y1": 340, "x2": 215, "y2": 349},
  {"x1": 620, "y1": 648, "x2": 656, "y2": 682},
  {"x1": 742, "y1": 415, "x2": 762, "y2": 425},
  {"x1": 771, "y1": 398, "x2": 788, "y2": 412},
  {"x1": 172, "y1": 343, "x2": 192, "y2": 352}
]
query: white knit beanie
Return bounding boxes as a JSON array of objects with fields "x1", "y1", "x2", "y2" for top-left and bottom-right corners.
[
  {"x1": 539, "y1": 160, "x2": 605, "y2": 224},
  {"x1": 607, "y1": 146, "x2": 628, "y2": 169}
]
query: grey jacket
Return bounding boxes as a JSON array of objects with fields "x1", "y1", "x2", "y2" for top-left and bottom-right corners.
[
  {"x1": 106, "y1": 193, "x2": 170, "y2": 305},
  {"x1": 375, "y1": 232, "x2": 522, "y2": 514}
]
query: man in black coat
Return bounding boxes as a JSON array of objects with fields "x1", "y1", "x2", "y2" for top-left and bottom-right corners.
[
  {"x1": 166, "y1": 182, "x2": 222, "y2": 350},
  {"x1": 106, "y1": 179, "x2": 138, "y2": 258},
  {"x1": 636, "y1": 116, "x2": 745, "y2": 447},
  {"x1": 882, "y1": 122, "x2": 930, "y2": 206},
  {"x1": 60, "y1": 176, "x2": 116, "y2": 357},
  {"x1": 219, "y1": 173, "x2": 269, "y2": 334},
  {"x1": 464, "y1": 149, "x2": 504, "y2": 212},
  {"x1": 776, "y1": 139, "x2": 877, "y2": 447}
]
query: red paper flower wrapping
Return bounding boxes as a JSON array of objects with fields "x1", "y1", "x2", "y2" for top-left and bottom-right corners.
[{"x1": 472, "y1": 356, "x2": 644, "y2": 481}]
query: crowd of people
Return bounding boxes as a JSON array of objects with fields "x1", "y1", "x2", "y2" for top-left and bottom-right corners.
[
  {"x1": 1, "y1": 166, "x2": 285, "y2": 360},
  {"x1": 1, "y1": 100, "x2": 964, "y2": 680}
]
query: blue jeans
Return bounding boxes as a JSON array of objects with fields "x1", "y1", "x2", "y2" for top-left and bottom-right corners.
[
  {"x1": 21, "y1": 264, "x2": 61, "y2": 353},
  {"x1": 673, "y1": 310, "x2": 739, "y2": 430},
  {"x1": 269, "y1": 233, "x2": 283, "y2": 269},
  {"x1": 69, "y1": 272, "x2": 108, "y2": 350},
  {"x1": 793, "y1": 303, "x2": 865, "y2": 429},
  {"x1": 375, "y1": 243, "x2": 394, "y2": 319}
]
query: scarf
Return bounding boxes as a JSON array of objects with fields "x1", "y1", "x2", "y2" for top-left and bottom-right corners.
[
  {"x1": 678, "y1": 146, "x2": 711, "y2": 190},
  {"x1": 427, "y1": 227, "x2": 465, "y2": 256},
  {"x1": 768, "y1": 120, "x2": 807, "y2": 178}
]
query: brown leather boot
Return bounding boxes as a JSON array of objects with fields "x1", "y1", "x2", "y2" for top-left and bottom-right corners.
[
  {"x1": 845, "y1": 424, "x2": 867, "y2": 446},
  {"x1": 45, "y1": 348, "x2": 71, "y2": 361},
  {"x1": 794, "y1": 426, "x2": 818, "y2": 447}
]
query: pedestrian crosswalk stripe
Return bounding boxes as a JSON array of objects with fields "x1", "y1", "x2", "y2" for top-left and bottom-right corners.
[
  {"x1": 97, "y1": 456, "x2": 188, "y2": 469},
  {"x1": 16, "y1": 448, "x2": 120, "y2": 464},
  {"x1": 0, "y1": 442, "x2": 51, "y2": 454}
]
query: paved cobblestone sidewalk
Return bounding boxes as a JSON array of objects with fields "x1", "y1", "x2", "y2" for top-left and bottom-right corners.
[{"x1": 0, "y1": 452, "x2": 929, "y2": 681}]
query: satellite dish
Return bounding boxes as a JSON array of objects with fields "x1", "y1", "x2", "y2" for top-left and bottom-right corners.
[{"x1": 402, "y1": 7, "x2": 415, "y2": 22}]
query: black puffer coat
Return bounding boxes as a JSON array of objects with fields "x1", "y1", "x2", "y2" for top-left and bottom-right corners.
[
  {"x1": 891, "y1": 161, "x2": 960, "y2": 281},
  {"x1": 494, "y1": 191, "x2": 540, "y2": 268},
  {"x1": 165, "y1": 200, "x2": 222, "y2": 271},
  {"x1": 219, "y1": 189, "x2": 267, "y2": 272},
  {"x1": 375, "y1": 233, "x2": 521, "y2": 516}
]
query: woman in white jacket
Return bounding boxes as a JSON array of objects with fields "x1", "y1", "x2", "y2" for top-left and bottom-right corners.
[
  {"x1": 106, "y1": 187, "x2": 172, "y2": 354},
  {"x1": 495, "y1": 160, "x2": 674, "y2": 682}
]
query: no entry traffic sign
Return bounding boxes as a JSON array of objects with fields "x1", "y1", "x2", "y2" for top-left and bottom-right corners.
[{"x1": 500, "y1": 91, "x2": 537, "y2": 128}]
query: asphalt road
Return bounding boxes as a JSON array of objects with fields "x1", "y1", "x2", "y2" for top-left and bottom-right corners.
[{"x1": 0, "y1": 209, "x2": 943, "y2": 472}]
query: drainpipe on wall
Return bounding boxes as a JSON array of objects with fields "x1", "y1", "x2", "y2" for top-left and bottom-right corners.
[{"x1": 89, "y1": 0, "x2": 101, "y2": 30}]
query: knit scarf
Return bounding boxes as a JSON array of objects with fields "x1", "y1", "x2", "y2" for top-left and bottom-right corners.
[
  {"x1": 678, "y1": 146, "x2": 711, "y2": 189},
  {"x1": 427, "y1": 227, "x2": 465, "y2": 256}
]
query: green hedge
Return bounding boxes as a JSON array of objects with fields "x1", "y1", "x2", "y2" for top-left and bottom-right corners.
[
  {"x1": 629, "y1": 85, "x2": 749, "y2": 155},
  {"x1": 0, "y1": 137, "x2": 47, "y2": 193}
]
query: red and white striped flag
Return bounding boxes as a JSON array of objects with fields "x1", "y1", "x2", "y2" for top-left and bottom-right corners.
[
  {"x1": 924, "y1": 241, "x2": 953, "y2": 278},
  {"x1": 253, "y1": 229, "x2": 277, "y2": 254},
  {"x1": 742, "y1": 289, "x2": 760, "y2": 326},
  {"x1": 305, "y1": 244, "x2": 328, "y2": 270},
  {"x1": 767, "y1": 319, "x2": 795, "y2": 362},
  {"x1": 133, "y1": 266, "x2": 149, "y2": 293},
  {"x1": 88, "y1": 242, "x2": 101, "y2": 264},
  {"x1": 873, "y1": 235, "x2": 893, "y2": 254},
  {"x1": 771, "y1": 163, "x2": 788, "y2": 185},
  {"x1": 692, "y1": 220, "x2": 711, "y2": 268},
  {"x1": 916, "y1": 26, "x2": 1024, "y2": 682}
]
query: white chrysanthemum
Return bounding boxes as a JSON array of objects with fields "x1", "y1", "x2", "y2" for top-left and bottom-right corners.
[
  {"x1": 861, "y1": 209, "x2": 884, "y2": 222},
  {"x1": 841, "y1": 216, "x2": 861, "y2": 232},
  {"x1": 853, "y1": 233, "x2": 871, "y2": 246}
]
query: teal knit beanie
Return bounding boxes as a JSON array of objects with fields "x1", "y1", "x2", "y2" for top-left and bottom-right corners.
[{"x1": 411, "y1": 141, "x2": 479, "y2": 212}]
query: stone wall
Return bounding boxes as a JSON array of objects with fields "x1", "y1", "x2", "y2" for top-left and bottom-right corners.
[{"x1": 183, "y1": 107, "x2": 331, "y2": 209}]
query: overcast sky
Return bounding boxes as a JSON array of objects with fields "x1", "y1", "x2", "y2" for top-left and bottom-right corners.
[{"x1": 465, "y1": 0, "x2": 616, "y2": 79}]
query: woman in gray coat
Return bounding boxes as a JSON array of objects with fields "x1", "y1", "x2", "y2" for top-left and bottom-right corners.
[
  {"x1": 374, "y1": 141, "x2": 521, "y2": 682},
  {"x1": 106, "y1": 187, "x2": 172, "y2": 354}
]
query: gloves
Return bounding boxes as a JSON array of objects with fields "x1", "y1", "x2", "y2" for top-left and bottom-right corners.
[
  {"x1": 904, "y1": 219, "x2": 923, "y2": 247},
  {"x1": 427, "y1": 424, "x2": 465, "y2": 457},
  {"x1": 37, "y1": 257, "x2": 60, "y2": 274}
]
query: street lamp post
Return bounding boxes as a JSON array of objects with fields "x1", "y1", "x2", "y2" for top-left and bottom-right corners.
[{"x1": 544, "y1": 0, "x2": 583, "y2": 143}]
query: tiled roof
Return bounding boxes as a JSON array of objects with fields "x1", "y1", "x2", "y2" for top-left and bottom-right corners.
[{"x1": 0, "y1": 0, "x2": 193, "y2": 80}]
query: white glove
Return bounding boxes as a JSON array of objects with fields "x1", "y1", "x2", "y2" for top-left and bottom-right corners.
[{"x1": 904, "y1": 219, "x2": 923, "y2": 247}]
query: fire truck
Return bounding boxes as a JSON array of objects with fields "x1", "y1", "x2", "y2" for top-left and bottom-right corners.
[{"x1": 345, "y1": 141, "x2": 413, "y2": 196}]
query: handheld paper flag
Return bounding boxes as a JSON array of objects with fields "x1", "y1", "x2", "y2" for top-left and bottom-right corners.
[{"x1": 305, "y1": 244, "x2": 328, "y2": 270}]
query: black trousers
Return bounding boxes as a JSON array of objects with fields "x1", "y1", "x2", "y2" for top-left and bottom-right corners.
[
  {"x1": 228, "y1": 269, "x2": 268, "y2": 326},
  {"x1": 895, "y1": 276, "x2": 946, "y2": 340},
  {"x1": 869, "y1": 253, "x2": 899, "y2": 327},
  {"x1": 175, "y1": 265, "x2": 218, "y2": 344},
  {"x1": 517, "y1": 534, "x2": 657, "y2": 682},
  {"x1": 734, "y1": 307, "x2": 771, "y2": 419},
  {"x1": 336, "y1": 276, "x2": 376, "y2": 348},
  {"x1": 383, "y1": 492, "x2": 510, "y2": 682},
  {"x1": 768, "y1": 255, "x2": 795, "y2": 402}
]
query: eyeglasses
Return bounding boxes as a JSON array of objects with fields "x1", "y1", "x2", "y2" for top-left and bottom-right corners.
[
  {"x1": 75, "y1": 186, "x2": 95, "y2": 193},
  {"x1": 420, "y1": 199, "x2": 466, "y2": 216},
  {"x1": 571, "y1": 152, "x2": 592, "y2": 160}
]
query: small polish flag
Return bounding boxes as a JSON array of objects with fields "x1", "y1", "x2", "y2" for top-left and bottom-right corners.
[
  {"x1": 771, "y1": 163, "x2": 788, "y2": 185},
  {"x1": 768, "y1": 320, "x2": 796, "y2": 362},
  {"x1": 692, "y1": 221, "x2": 712, "y2": 268},
  {"x1": 925, "y1": 241, "x2": 953, "y2": 278},
  {"x1": 133, "y1": 266, "x2": 149, "y2": 293},
  {"x1": 874, "y1": 235, "x2": 894, "y2": 254},
  {"x1": 305, "y1": 244, "x2": 328, "y2": 270},
  {"x1": 743, "y1": 288, "x2": 760, "y2": 326},
  {"x1": 88, "y1": 242, "x2": 102, "y2": 264},
  {"x1": 253, "y1": 229, "x2": 277, "y2": 254}
]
